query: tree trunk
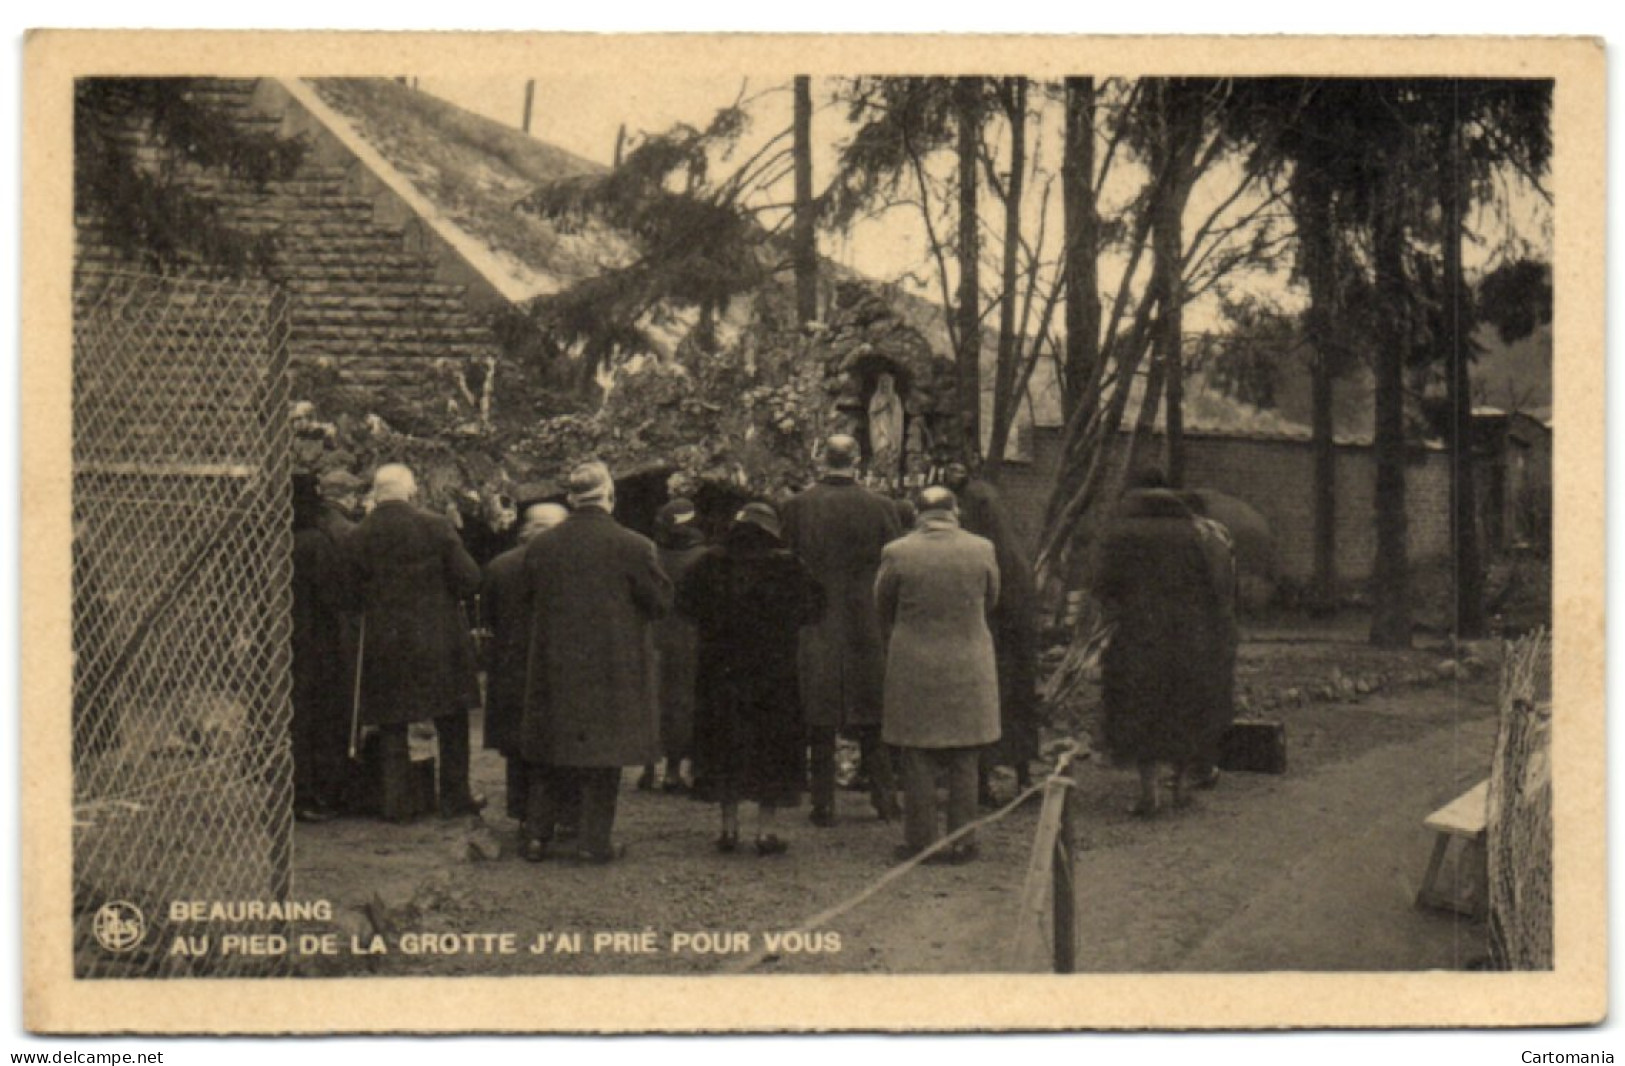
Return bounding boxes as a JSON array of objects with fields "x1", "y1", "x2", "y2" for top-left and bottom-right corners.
[
  {"x1": 1441, "y1": 88, "x2": 1486, "y2": 637},
  {"x1": 985, "y1": 77, "x2": 1027, "y2": 482},
  {"x1": 954, "y1": 77, "x2": 983, "y2": 459},
  {"x1": 1295, "y1": 161, "x2": 1340, "y2": 613},
  {"x1": 1062, "y1": 77, "x2": 1100, "y2": 423},
  {"x1": 1154, "y1": 80, "x2": 1203, "y2": 487},
  {"x1": 792, "y1": 75, "x2": 819, "y2": 328},
  {"x1": 1370, "y1": 164, "x2": 1412, "y2": 649},
  {"x1": 1155, "y1": 188, "x2": 1186, "y2": 486}
]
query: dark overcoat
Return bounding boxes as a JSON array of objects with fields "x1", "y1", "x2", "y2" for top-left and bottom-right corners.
[
  {"x1": 654, "y1": 532, "x2": 708, "y2": 756},
  {"x1": 341, "y1": 500, "x2": 482, "y2": 727},
  {"x1": 778, "y1": 475, "x2": 902, "y2": 729},
  {"x1": 479, "y1": 544, "x2": 530, "y2": 754},
  {"x1": 520, "y1": 509, "x2": 673, "y2": 767},
  {"x1": 677, "y1": 524, "x2": 824, "y2": 805},
  {"x1": 957, "y1": 476, "x2": 1040, "y2": 767},
  {"x1": 293, "y1": 526, "x2": 348, "y2": 715},
  {"x1": 875, "y1": 515, "x2": 1002, "y2": 749},
  {"x1": 292, "y1": 525, "x2": 351, "y2": 790},
  {"x1": 1092, "y1": 489, "x2": 1230, "y2": 767}
]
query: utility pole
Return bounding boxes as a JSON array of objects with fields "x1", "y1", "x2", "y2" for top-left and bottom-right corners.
[{"x1": 522, "y1": 80, "x2": 536, "y2": 134}]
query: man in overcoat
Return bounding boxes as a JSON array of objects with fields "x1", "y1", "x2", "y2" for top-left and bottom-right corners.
[
  {"x1": 481, "y1": 502, "x2": 568, "y2": 820},
  {"x1": 341, "y1": 464, "x2": 485, "y2": 822},
  {"x1": 876, "y1": 487, "x2": 1001, "y2": 863},
  {"x1": 779, "y1": 435, "x2": 903, "y2": 826},
  {"x1": 943, "y1": 457, "x2": 1040, "y2": 802},
  {"x1": 519, "y1": 461, "x2": 672, "y2": 863}
]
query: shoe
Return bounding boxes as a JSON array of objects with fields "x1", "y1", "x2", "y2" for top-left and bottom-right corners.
[
  {"x1": 946, "y1": 842, "x2": 980, "y2": 865},
  {"x1": 521, "y1": 838, "x2": 548, "y2": 863},
  {"x1": 755, "y1": 835, "x2": 788, "y2": 857},
  {"x1": 662, "y1": 778, "x2": 689, "y2": 794},
  {"x1": 636, "y1": 767, "x2": 656, "y2": 791},
  {"x1": 809, "y1": 807, "x2": 835, "y2": 828},
  {"x1": 873, "y1": 796, "x2": 901, "y2": 823},
  {"x1": 892, "y1": 843, "x2": 951, "y2": 865},
  {"x1": 439, "y1": 792, "x2": 488, "y2": 819},
  {"x1": 715, "y1": 831, "x2": 739, "y2": 854},
  {"x1": 295, "y1": 805, "x2": 334, "y2": 824},
  {"x1": 1191, "y1": 767, "x2": 1221, "y2": 791},
  {"x1": 575, "y1": 842, "x2": 628, "y2": 865}
]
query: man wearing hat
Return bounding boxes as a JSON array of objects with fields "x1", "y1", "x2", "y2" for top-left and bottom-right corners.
[
  {"x1": 480, "y1": 502, "x2": 569, "y2": 821},
  {"x1": 518, "y1": 461, "x2": 673, "y2": 863},
  {"x1": 779, "y1": 434, "x2": 904, "y2": 825},
  {"x1": 340, "y1": 463, "x2": 485, "y2": 821},
  {"x1": 875, "y1": 486, "x2": 1001, "y2": 863}
]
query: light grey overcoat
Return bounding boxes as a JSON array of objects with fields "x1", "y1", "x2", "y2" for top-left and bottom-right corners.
[{"x1": 875, "y1": 513, "x2": 1002, "y2": 749}]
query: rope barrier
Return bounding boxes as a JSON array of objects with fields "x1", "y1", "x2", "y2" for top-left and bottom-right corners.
[{"x1": 725, "y1": 742, "x2": 1085, "y2": 974}]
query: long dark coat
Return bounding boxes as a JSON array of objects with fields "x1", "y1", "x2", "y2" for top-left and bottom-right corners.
[
  {"x1": 341, "y1": 500, "x2": 481, "y2": 727},
  {"x1": 292, "y1": 526, "x2": 348, "y2": 718},
  {"x1": 654, "y1": 530, "x2": 708, "y2": 757},
  {"x1": 956, "y1": 476, "x2": 1039, "y2": 768},
  {"x1": 292, "y1": 524, "x2": 351, "y2": 799},
  {"x1": 875, "y1": 515, "x2": 1002, "y2": 749},
  {"x1": 677, "y1": 524, "x2": 825, "y2": 805},
  {"x1": 479, "y1": 543, "x2": 530, "y2": 754},
  {"x1": 1092, "y1": 489, "x2": 1230, "y2": 767},
  {"x1": 778, "y1": 475, "x2": 902, "y2": 729},
  {"x1": 520, "y1": 509, "x2": 672, "y2": 767}
]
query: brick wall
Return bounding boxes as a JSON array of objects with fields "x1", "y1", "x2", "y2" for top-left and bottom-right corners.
[
  {"x1": 996, "y1": 425, "x2": 1453, "y2": 585},
  {"x1": 75, "y1": 79, "x2": 502, "y2": 397}
]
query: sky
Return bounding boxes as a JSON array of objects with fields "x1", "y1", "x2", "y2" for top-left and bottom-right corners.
[{"x1": 415, "y1": 72, "x2": 1553, "y2": 347}]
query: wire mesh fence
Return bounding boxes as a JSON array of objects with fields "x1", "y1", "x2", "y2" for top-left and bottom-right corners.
[
  {"x1": 1486, "y1": 627, "x2": 1552, "y2": 970},
  {"x1": 71, "y1": 269, "x2": 294, "y2": 977}
]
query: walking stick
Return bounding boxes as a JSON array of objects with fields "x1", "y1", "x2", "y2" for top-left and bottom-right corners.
[{"x1": 348, "y1": 614, "x2": 366, "y2": 760}]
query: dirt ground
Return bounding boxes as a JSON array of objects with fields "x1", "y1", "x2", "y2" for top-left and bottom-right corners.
[{"x1": 290, "y1": 622, "x2": 1503, "y2": 977}]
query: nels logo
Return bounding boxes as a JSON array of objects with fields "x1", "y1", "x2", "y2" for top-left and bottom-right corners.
[{"x1": 92, "y1": 901, "x2": 145, "y2": 953}]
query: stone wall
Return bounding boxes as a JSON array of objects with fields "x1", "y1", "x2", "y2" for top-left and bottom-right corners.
[{"x1": 996, "y1": 425, "x2": 1453, "y2": 587}]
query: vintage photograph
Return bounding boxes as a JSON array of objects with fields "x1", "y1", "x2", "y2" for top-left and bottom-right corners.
[{"x1": 21, "y1": 32, "x2": 1605, "y2": 1032}]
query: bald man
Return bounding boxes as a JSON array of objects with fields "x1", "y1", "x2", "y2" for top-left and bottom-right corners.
[
  {"x1": 342, "y1": 464, "x2": 485, "y2": 821},
  {"x1": 778, "y1": 434, "x2": 904, "y2": 825},
  {"x1": 481, "y1": 502, "x2": 569, "y2": 821},
  {"x1": 875, "y1": 486, "x2": 1001, "y2": 862}
]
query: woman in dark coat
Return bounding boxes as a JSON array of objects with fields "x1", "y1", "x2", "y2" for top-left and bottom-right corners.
[
  {"x1": 291, "y1": 475, "x2": 351, "y2": 822},
  {"x1": 1092, "y1": 485, "x2": 1230, "y2": 815},
  {"x1": 639, "y1": 498, "x2": 708, "y2": 792},
  {"x1": 677, "y1": 502, "x2": 824, "y2": 855}
]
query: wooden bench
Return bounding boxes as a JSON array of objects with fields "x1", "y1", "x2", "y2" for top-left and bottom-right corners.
[{"x1": 1416, "y1": 779, "x2": 1490, "y2": 920}]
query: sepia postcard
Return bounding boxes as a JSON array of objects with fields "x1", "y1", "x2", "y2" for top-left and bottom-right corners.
[{"x1": 20, "y1": 30, "x2": 1606, "y2": 1034}]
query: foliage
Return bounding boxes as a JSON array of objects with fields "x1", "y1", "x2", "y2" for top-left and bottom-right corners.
[
  {"x1": 1476, "y1": 258, "x2": 1553, "y2": 346},
  {"x1": 75, "y1": 78, "x2": 306, "y2": 274},
  {"x1": 514, "y1": 99, "x2": 786, "y2": 367},
  {"x1": 1193, "y1": 295, "x2": 1303, "y2": 410}
]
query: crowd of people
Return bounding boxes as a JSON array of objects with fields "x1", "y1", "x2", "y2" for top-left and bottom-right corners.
[{"x1": 289, "y1": 434, "x2": 1237, "y2": 868}]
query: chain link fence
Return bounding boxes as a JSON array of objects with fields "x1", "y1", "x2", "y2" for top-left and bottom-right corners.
[
  {"x1": 1486, "y1": 628, "x2": 1552, "y2": 970},
  {"x1": 71, "y1": 270, "x2": 293, "y2": 977}
]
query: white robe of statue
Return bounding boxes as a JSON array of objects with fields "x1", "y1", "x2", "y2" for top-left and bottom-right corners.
[{"x1": 868, "y1": 372, "x2": 904, "y2": 482}]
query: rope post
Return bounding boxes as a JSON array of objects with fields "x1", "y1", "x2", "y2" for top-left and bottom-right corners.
[
  {"x1": 1051, "y1": 757, "x2": 1079, "y2": 974},
  {"x1": 1007, "y1": 746, "x2": 1080, "y2": 971}
]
